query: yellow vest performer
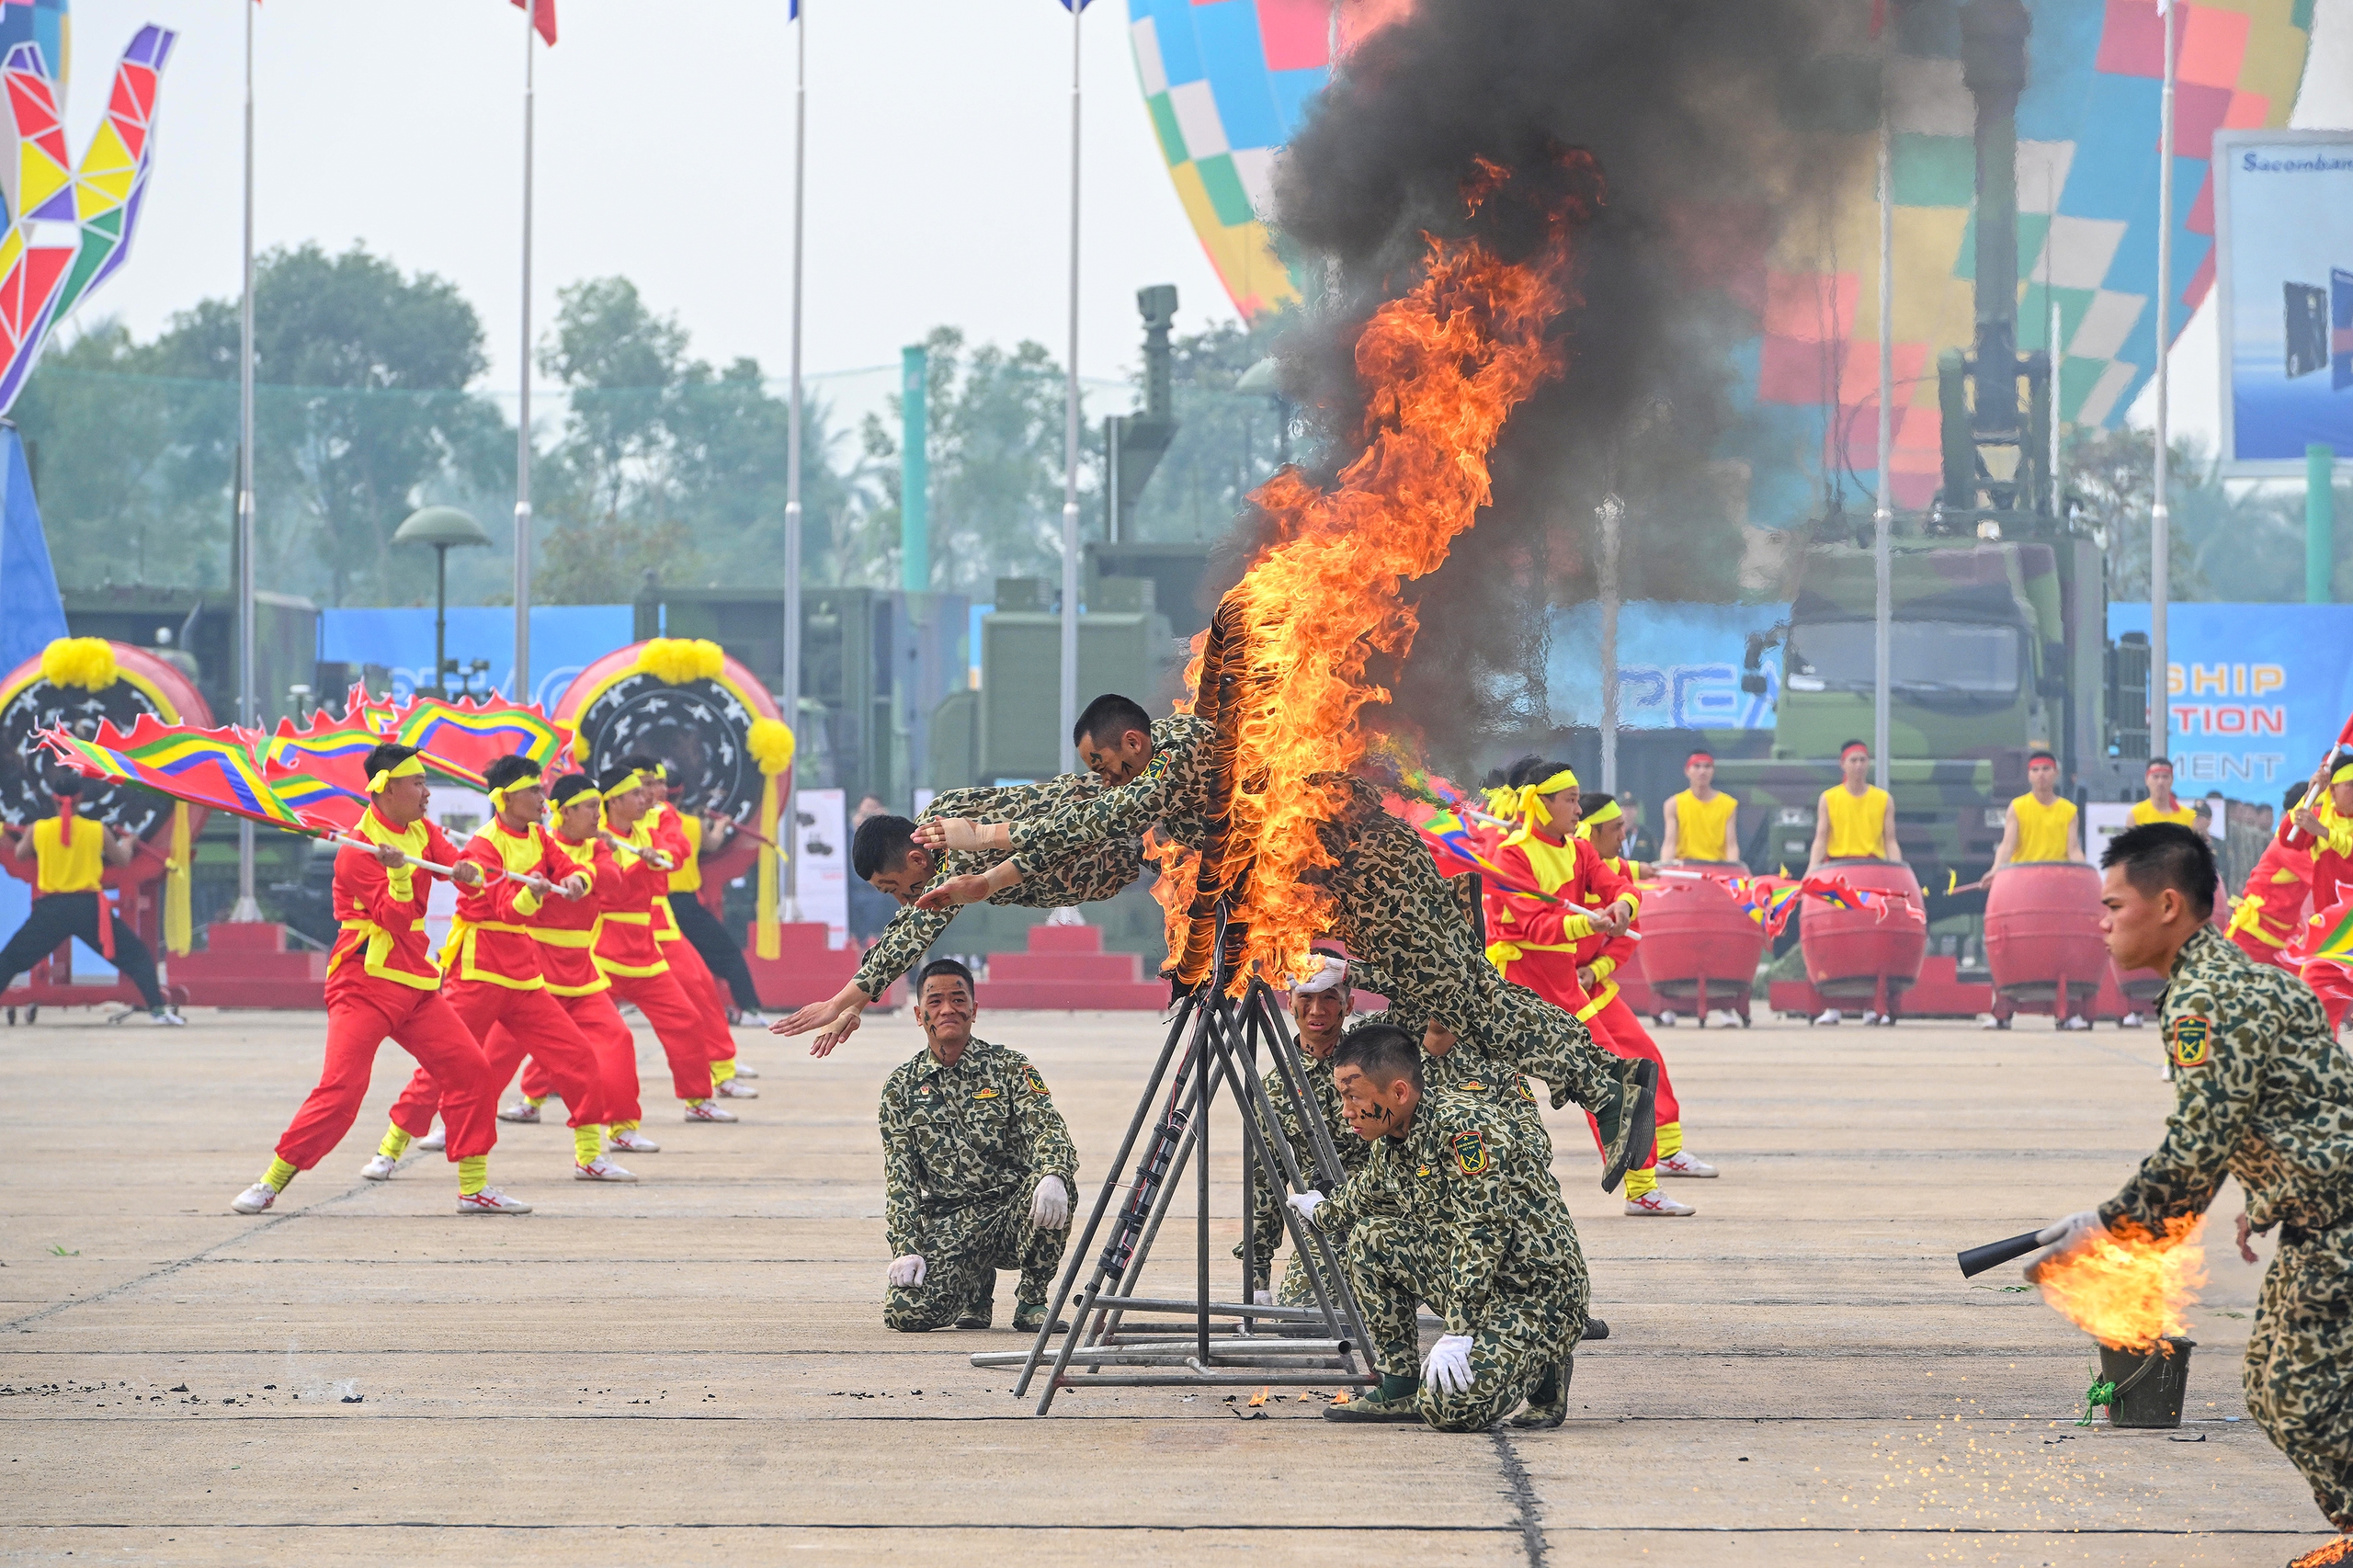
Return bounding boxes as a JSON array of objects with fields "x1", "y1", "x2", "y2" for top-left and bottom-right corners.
[
  {"x1": 1805, "y1": 740, "x2": 1905, "y2": 1026},
  {"x1": 1993, "y1": 749, "x2": 2086, "y2": 869},
  {"x1": 2130, "y1": 756, "x2": 2198, "y2": 828},
  {"x1": 0, "y1": 771, "x2": 175, "y2": 1021},
  {"x1": 1658, "y1": 748, "x2": 1739, "y2": 864}
]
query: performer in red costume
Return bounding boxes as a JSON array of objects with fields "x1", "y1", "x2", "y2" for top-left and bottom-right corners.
[
  {"x1": 494, "y1": 773, "x2": 664, "y2": 1155},
  {"x1": 373, "y1": 756, "x2": 637, "y2": 1184},
  {"x1": 627, "y1": 755, "x2": 753, "y2": 1102},
  {"x1": 2227, "y1": 780, "x2": 2316, "y2": 971},
  {"x1": 1480, "y1": 759, "x2": 1698, "y2": 1217},
  {"x1": 230, "y1": 745, "x2": 528, "y2": 1217},
  {"x1": 2294, "y1": 756, "x2": 2353, "y2": 1027}
]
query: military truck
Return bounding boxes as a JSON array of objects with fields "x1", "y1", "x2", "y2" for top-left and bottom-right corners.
[{"x1": 1699, "y1": 0, "x2": 2149, "y2": 891}]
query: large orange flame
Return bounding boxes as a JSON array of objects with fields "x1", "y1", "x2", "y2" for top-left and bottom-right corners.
[
  {"x1": 2029, "y1": 1215, "x2": 2206, "y2": 1352},
  {"x1": 1183, "y1": 157, "x2": 1591, "y2": 987}
]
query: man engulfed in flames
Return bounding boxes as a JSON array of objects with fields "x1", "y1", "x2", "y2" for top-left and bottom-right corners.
[{"x1": 2025, "y1": 820, "x2": 2353, "y2": 1567}]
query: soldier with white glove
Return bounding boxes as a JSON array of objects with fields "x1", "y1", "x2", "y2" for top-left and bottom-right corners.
[{"x1": 876, "y1": 960, "x2": 1079, "y2": 1335}]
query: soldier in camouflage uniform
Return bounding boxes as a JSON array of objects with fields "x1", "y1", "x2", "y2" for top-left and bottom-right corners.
[
  {"x1": 2029, "y1": 824, "x2": 2353, "y2": 1561},
  {"x1": 1236, "y1": 956, "x2": 1369, "y2": 1306},
  {"x1": 879, "y1": 959, "x2": 1080, "y2": 1333},
  {"x1": 773, "y1": 774, "x2": 1142, "y2": 1056},
  {"x1": 1291, "y1": 1023, "x2": 1586, "y2": 1431},
  {"x1": 912, "y1": 696, "x2": 1655, "y2": 1191}
]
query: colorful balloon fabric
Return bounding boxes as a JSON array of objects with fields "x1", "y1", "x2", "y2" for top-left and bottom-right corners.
[
  {"x1": 0, "y1": 1, "x2": 174, "y2": 415},
  {"x1": 1131, "y1": 1, "x2": 2316, "y2": 529}
]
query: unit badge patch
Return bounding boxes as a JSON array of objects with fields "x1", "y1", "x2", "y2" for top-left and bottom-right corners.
[
  {"x1": 1022, "y1": 1065, "x2": 1050, "y2": 1096},
  {"x1": 1449, "y1": 1131, "x2": 1490, "y2": 1176},
  {"x1": 2167, "y1": 1015, "x2": 2211, "y2": 1069}
]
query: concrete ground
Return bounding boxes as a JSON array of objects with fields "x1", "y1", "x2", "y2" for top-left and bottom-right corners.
[{"x1": 0, "y1": 999, "x2": 2327, "y2": 1566}]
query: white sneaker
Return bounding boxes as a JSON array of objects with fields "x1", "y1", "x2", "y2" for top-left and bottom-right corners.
[
  {"x1": 359, "y1": 1154, "x2": 398, "y2": 1182},
  {"x1": 1859, "y1": 1009, "x2": 1882, "y2": 1026},
  {"x1": 1813, "y1": 1008, "x2": 1842, "y2": 1026},
  {"x1": 1624, "y1": 1189, "x2": 1696, "y2": 1217},
  {"x1": 731, "y1": 1062, "x2": 761, "y2": 1079},
  {"x1": 2060, "y1": 1015, "x2": 2090, "y2": 1031},
  {"x1": 457, "y1": 1187, "x2": 532, "y2": 1215},
  {"x1": 685, "y1": 1100, "x2": 738, "y2": 1122},
  {"x1": 1656, "y1": 1010, "x2": 1679, "y2": 1028},
  {"x1": 230, "y1": 1182, "x2": 278, "y2": 1215},
  {"x1": 417, "y1": 1126, "x2": 446, "y2": 1151},
  {"x1": 736, "y1": 1013, "x2": 770, "y2": 1031},
  {"x1": 1656, "y1": 1150, "x2": 1717, "y2": 1178},
  {"x1": 716, "y1": 1077, "x2": 759, "y2": 1099},
  {"x1": 148, "y1": 1009, "x2": 185, "y2": 1027},
  {"x1": 496, "y1": 1100, "x2": 540, "y2": 1124},
  {"x1": 1980, "y1": 1014, "x2": 2006, "y2": 1030},
  {"x1": 575, "y1": 1157, "x2": 638, "y2": 1182},
  {"x1": 2120, "y1": 1011, "x2": 2144, "y2": 1029},
  {"x1": 608, "y1": 1130, "x2": 662, "y2": 1153}
]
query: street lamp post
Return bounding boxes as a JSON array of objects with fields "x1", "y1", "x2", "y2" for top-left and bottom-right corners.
[{"x1": 393, "y1": 506, "x2": 494, "y2": 700}]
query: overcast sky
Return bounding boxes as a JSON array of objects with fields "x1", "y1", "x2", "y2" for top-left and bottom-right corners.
[{"x1": 56, "y1": 0, "x2": 2353, "y2": 450}]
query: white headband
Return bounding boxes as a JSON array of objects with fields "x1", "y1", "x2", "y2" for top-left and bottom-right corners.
[{"x1": 1291, "y1": 955, "x2": 1348, "y2": 995}]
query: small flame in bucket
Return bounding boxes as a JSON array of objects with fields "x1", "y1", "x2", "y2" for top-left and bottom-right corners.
[{"x1": 2029, "y1": 1214, "x2": 2206, "y2": 1351}]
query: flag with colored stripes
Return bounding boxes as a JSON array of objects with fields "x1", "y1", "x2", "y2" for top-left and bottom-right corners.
[
  {"x1": 2291, "y1": 900, "x2": 2353, "y2": 969},
  {"x1": 395, "y1": 694, "x2": 569, "y2": 789},
  {"x1": 263, "y1": 710, "x2": 392, "y2": 832},
  {"x1": 39, "y1": 716, "x2": 312, "y2": 832}
]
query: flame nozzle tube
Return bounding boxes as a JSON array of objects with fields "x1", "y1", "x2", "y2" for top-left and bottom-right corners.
[{"x1": 1956, "y1": 1229, "x2": 2047, "y2": 1278}]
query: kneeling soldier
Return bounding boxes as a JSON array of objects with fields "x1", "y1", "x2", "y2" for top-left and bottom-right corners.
[
  {"x1": 1290, "y1": 1022, "x2": 1588, "y2": 1431},
  {"x1": 879, "y1": 959, "x2": 1079, "y2": 1334},
  {"x1": 2028, "y1": 824, "x2": 2353, "y2": 1566}
]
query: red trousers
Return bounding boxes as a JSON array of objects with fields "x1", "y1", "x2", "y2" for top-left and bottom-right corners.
[
  {"x1": 392, "y1": 980, "x2": 614, "y2": 1133},
  {"x1": 529, "y1": 969, "x2": 714, "y2": 1104},
  {"x1": 274, "y1": 975, "x2": 496, "y2": 1170},
  {"x1": 1579, "y1": 994, "x2": 1681, "y2": 1169},
  {"x1": 662, "y1": 937, "x2": 738, "y2": 1065},
  {"x1": 493, "y1": 991, "x2": 642, "y2": 1126}
]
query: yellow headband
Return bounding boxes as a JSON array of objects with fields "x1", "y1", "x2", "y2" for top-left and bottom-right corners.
[
  {"x1": 554, "y1": 783, "x2": 603, "y2": 811},
  {"x1": 486, "y1": 773, "x2": 541, "y2": 812},
  {"x1": 1574, "y1": 798, "x2": 1623, "y2": 838},
  {"x1": 2333, "y1": 762, "x2": 2353, "y2": 786},
  {"x1": 365, "y1": 755, "x2": 427, "y2": 794},
  {"x1": 1512, "y1": 768, "x2": 1579, "y2": 825}
]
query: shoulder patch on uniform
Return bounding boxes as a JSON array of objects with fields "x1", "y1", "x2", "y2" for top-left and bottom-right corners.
[
  {"x1": 1449, "y1": 1130, "x2": 1490, "y2": 1176},
  {"x1": 1021, "y1": 1064, "x2": 1050, "y2": 1096},
  {"x1": 1142, "y1": 749, "x2": 1172, "y2": 784},
  {"x1": 2167, "y1": 1015, "x2": 2211, "y2": 1068},
  {"x1": 1515, "y1": 1076, "x2": 1537, "y2": 1102}
]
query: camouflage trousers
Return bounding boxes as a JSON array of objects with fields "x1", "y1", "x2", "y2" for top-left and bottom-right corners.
[
  {"x1": 2247, "y1": 1221, "x2": 2353, "y2": 1528},
  {"x1": 884, "y1": 1188, "x2": 1071, "y2": 1333},
  {"x1": 1347, "y1": 1217, "x2": 1587, "y2": 1433}
]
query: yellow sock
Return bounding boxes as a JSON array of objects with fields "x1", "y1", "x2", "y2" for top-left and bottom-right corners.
[
  {"x1": 1655, "y1": 1121, "x2": 1683, "y2": 1160},
  {"x1": 377, "y1": 1124, "x2": 413, "y2": 1160},
  {"x1": 611, "y1": 1119, "x2": 638, "y2": 1136},
  {"x1": 528, "y1": 1095, "x2": 547, "y2": 1108},
  {"x1": 574, "y1": 1125, "x2": 603, "y2": 1165},
  {"x1": 711, "y1": 1058, "x2": 737, "y2": 1086},
  {"x1": 261, "y1": 1156, "x2": 298, "y2": 1192},
  {"x1": 458, "y1": 1155, "x2": 488, "y2": 1198},
  {"x1": 1624, "y1": 1165, "x2": 1658, "y2": 1200}
]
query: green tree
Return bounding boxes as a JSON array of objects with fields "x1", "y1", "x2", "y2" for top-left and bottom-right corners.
[
  {"x1": 2064, "y1": 426, "x2": 2317, "y2": 602},
  {"x1": 1128, "y1": 314, "x2": 1291, "y2": 543}
]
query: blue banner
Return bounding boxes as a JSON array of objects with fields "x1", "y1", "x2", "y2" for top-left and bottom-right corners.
[
  {"x1": 1546, "y1": 602, "x2": 1785, "y2": 731},
  {"x1": 2109, "y1": 603, "x2": 2353, "y2": 791},
  {"x1": 317, "y1": 606, "x2": 635, "y2": 711}
]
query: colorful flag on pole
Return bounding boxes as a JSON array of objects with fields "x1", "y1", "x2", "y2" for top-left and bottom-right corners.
[
  {"x1": 510, "y1": 0, "x2": 556, "y2": 45},
  {"x1": 263, "y1": 710, "x2": 393, "y2": 833},
  {"x1": 40, "y1": 716, "x2": 311, "y2": 832},
  {"x1": 394, "y1": 694, "x2": 568, "y2": 789}
]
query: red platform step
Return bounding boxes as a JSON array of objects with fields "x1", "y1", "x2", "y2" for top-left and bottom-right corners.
[
  {"x1": 745, "y1": 921, "x2": 902, "y2": 1011},
  {"x1": 173, "y1": 922, "x2": 330, "y2": 1009},
  {"x1": 977, "y1": 923, "x2": 1168, "y2": 1011}
]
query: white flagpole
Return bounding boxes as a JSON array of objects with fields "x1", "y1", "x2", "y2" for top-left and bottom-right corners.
[
  {"x1": 1059, "y1": 0, "x2": 1083, "y2": 777},
  {"x1": 513, "y1": 3, "x2": 537, "y2": 706},
  {"x1": 2151, "y1": 0, "x2": 2176, "y2": 757},
  {"x1": 782, "y1": 0, "x2": 806, "y2": 916},
  {"x1": 231, "y1": 0, "x2": 260, "y2": 923}
]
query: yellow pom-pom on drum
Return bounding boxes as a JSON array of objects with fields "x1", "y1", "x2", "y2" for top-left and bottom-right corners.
[
  {"x1": 40, "y1": 637, "x2": 119, "y2": 692},
  {"x1": 747, "y1": 718, "x2": 795, "y2": 960},
  {"x1": 633, "y1": 638, "x2": 727, "y2": 686}
]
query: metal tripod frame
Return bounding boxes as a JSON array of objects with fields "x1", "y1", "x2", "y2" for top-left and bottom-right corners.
[{"x1": 975, "y1": 931, "x2": 1376, "y2": 1415}]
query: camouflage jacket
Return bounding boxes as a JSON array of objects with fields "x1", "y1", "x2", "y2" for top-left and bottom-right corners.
[
  {"x1": 851, "y1": 777, "x2": 1143, "y2": 998},
  {"x1": 1308, "y1": 1086, "x2": 1579, "y2": 1335},
  {"x1": 2102, "y1": 925, "x2": 2353, "y2": 1236},
  {"x1": 879, "y1": 1037, "x2": 1079, "y2": 1258},
  {"x1": 1006, "y1": 714, "x2": 1219, "y2": 875},
  {"x1": 1240, "y1": 1040, "x2": 1367, "y2": 1281}
]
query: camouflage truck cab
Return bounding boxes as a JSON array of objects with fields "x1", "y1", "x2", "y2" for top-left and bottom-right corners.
[{"x1": 1703, "y1": 537, "x2": 2117, "y2": 890}]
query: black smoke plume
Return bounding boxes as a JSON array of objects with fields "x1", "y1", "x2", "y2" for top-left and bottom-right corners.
[{"x1": 1223, "y1": 0, "x2": 1880, "y2": 767}]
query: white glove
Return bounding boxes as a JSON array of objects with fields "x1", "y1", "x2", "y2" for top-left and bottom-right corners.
[
  {"x1": 1287, "y1": 1189, "x2": 1325, "y2": 1225},
  {"x1": 1423, "y1": 1333, "x2": 1474, "y2": 1396},
  {"x1": 2023, "y1": 1210, "x2": 2108, "y2": 1282},
  {"x1": 886, "y1": 1254, "x2": 926, "y2": 1288},
  {"x1": 1029, "y1": 1174, "x2": 1071, "y2": 1231},
  {"x1": 1252, "y1": 1289, "x2": 1275, "y2": 1306}
]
